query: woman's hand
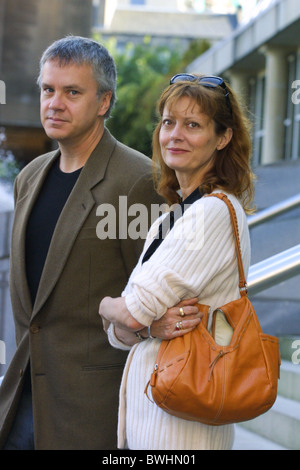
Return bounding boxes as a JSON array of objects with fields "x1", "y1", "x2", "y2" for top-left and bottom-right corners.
[{"x1": 141, "y1": 298, "x2": 203, "y2": 340}]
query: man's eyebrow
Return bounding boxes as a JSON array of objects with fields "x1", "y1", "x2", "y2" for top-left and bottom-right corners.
[
  {"x1": 63, "y1": 84, "x2": 86, "y2": 92},
  {"x1": 41, "y1": 82, "x2": 52, "y2": 89},
  {"x1": 41, "y1": 82, "x2": 86, "y2": 92}
]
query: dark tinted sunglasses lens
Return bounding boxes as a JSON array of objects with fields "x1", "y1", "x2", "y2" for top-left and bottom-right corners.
[
  {"x1": 170, "y1": 74, "x2": 196, "y2": 84},
  {"x1": 199, "y1": 77, "x2": 223, "y2": 88}
]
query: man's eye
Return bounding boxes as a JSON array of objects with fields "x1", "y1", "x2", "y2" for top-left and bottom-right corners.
[{"x1": 69, "y1": 90, "x2": 79, "y2": 96}]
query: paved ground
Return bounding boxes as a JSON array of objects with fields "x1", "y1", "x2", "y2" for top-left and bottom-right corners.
[{"x1": 249, "y1": 159, "x2": 300, "y2": 336}]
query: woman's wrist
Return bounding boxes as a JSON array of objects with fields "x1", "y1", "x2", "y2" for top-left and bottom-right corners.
[{"x1": 136, "y1": 325, "x2": 156, "y2": 341}]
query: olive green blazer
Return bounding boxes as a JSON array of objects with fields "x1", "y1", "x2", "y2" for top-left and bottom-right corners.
[{"x1": 0, "y1": 128, "x2": 163, "y2": 449}]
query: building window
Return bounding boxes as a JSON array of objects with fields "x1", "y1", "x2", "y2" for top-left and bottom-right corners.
[
  {"x1": 292, "y1": 52, "x2": 300, "y2": 160},
  {"x1": 284, "y1": 55, "x2": 296, "y2": 160},
  {"x1": 284, "y1": 52, "x2": 300, "y2": 161},
  {"x1": 250, "y1": 76, "x2": 265, "y2": 167},
  {"x1": 130, "y1": 0, "x2": 146, "y2": 4}
]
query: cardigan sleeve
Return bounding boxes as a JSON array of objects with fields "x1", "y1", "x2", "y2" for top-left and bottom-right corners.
[{"x1": 124, "y1": 194, "x2": 247, "y2": 327}]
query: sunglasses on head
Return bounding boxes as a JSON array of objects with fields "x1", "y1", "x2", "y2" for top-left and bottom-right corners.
[{"x1": 170, "y1": 73, "x2": 232, "y2": 116}]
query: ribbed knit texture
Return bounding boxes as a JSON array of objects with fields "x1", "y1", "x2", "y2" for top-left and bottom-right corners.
[{"x1": 108, "y1": 191, "x2": 250, "y2": 450}]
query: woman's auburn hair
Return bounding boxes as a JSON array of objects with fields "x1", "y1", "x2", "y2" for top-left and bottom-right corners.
[{"x1": 151, "y1": 78, "x2": 256, "y2": 213}]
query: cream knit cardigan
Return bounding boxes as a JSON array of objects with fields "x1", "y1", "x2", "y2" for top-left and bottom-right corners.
[{"x1": 107, "y1": 191, "x2": 251, "y2": 450}]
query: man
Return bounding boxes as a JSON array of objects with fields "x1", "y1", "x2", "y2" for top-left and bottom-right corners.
[{"x1": 0, "y1": 36, "x2": 164, "y2": 450}]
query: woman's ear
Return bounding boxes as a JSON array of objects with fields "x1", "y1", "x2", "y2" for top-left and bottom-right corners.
[{"x1": 217, "y1": 128, "x2": 233, "y2": 150}]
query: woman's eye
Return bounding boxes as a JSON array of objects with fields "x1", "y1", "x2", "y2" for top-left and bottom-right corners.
[
  {"x1": 162, "y1": 119, "x2": 173, "y2": 126},
  {"x1": 188, "y1": 122, "x2": 200, "y2": 128}
]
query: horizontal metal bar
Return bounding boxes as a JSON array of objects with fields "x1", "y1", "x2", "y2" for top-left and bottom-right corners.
[
  {"x1": 248, "y1": 193, "x2": 300, "y2": 228},
  {"x1": 247, "y1": 244, "x2": 300, "y2": 296}
]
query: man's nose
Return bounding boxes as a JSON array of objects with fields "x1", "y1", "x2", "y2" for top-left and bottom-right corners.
[{"x1": 48, "y1": 92, "x2": 65, "y2": 110}]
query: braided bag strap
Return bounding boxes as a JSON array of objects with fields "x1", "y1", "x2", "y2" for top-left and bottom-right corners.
[{"x1": 206, "y1": 193, "x2": 248, "y2": 296}]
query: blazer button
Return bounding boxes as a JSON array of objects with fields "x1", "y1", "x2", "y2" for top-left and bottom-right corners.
[{"x1": 30, "y1": 324, "x2": 40, "y2": 334}]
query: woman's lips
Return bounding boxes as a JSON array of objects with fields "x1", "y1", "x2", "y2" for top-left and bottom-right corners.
[{"x1": 167, "y1": 147, "x2": 189, "y2": 154}]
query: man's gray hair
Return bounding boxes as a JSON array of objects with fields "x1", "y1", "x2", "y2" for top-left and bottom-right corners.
[{"x1": 37, "y1": 36, "x2": 117, "y2": 119}]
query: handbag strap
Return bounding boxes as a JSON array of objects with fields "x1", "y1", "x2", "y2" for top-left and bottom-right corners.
[{"x1": 206, "y1": 193, "x2": 248, "y2": 296}]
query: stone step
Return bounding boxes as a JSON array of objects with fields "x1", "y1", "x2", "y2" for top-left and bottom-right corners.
[
  {"x1": 233, "y1": 425, "x2": 287, "y2": 450},
  {"x1": 239, "y1": 394, "x2": 300, "y2": 450},
  {"x1": 234, "y1": 361, "x2": 300, "y2": 450},
  {"x1": 277, "y1": 359, "x2": 300, "y2": 402}
]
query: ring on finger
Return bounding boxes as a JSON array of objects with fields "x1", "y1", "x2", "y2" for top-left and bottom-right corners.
[
  {"x1": 175, "y1": 321, "x2": 183, "y2": 331},
  {"x1": 179, "y1": 307, "x2": 185, "y2": 317}
]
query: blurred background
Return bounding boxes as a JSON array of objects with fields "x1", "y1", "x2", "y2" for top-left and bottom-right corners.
[
  {"x1": 0, "y1": 0, "x2": 299, "y2": 450},
  {"x1": 3, "y1": 0, "x2": 298, "y2": 164}
]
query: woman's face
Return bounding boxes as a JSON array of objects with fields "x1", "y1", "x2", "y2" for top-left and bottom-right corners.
[{"x1": 159, "y1": 96, "x2": 230, "y2": 192}]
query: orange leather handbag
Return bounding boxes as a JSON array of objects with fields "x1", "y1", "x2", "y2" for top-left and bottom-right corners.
[{"x1": 146, "y1": 193, "x2": 281, "y2": 426}]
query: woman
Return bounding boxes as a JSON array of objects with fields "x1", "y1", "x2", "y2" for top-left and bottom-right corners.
[{"x1": 99, "y1": 74, "x2": 255, "y2": 450}]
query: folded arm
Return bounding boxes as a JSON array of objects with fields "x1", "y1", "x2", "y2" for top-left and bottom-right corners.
[{"x1": 100, "y1": 297, "x2": 202, "y2": 347}]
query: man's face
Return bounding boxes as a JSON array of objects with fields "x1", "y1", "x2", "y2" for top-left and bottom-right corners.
[{"x1": 40, "y1": 59, "x2": 110, "y2": 144}]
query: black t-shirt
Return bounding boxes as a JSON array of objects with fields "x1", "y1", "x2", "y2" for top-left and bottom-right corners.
[{"x1": 25, "y1": 158, "x2": 82, "y2": 305}]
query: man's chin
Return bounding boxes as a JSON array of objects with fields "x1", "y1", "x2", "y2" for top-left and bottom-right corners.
[{"x1": 43, "y1": 128, "x2": 69, "y2": 142}]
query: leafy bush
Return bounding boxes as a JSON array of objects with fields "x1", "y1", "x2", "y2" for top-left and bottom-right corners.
[{"x1": 95, "y1": 36, "x2": 210, "y2": 156}]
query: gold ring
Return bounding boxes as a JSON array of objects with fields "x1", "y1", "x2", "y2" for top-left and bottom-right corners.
[
  {"x1": 175, "y1": 321, "x2": 183, "y2": 331},
  {"x1": 179, "y1": 308, "x2": 185, "y2": 317}
]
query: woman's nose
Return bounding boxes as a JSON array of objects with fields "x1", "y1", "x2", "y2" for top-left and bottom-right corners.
[{"x1": 170, "y1": 123, "x2": 184, "y2": 141}]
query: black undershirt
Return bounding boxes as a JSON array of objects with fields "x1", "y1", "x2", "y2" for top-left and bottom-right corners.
[{"x1": 25, "y1": 158, "x2": 82, "y2": 305}]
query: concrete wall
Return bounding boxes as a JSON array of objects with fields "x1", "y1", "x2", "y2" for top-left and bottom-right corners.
[
  {"x1": 106, "y1": 9, "x2": 234, "y2": 40},
  {"x1": 0, "y1": 0, "x2": 93, "y2": 163},
  {"x1": 187, "y1": 0, "x2": 300, "y2": 166}
]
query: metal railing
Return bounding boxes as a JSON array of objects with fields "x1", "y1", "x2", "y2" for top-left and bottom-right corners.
[
  {"x1": 247, "y1": 244, "x2": 300, "y2": 296},
  {"x1": 246, "y1": 193, "x2": 300, "y2": 295},
  {"x1": 247, "y1": 193, "x2": 300, "y2": 228}
]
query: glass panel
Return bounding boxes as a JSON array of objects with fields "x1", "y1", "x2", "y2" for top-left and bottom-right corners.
[
  {"x1": 291, "y1": 52, "x2": 300, "y2": 160},
  {"x1": 284, "y1": 55, "x2": 296, "y2": 160},
  {"x1": 250, "y1": 76, "x2": 265, "y2": 166}
]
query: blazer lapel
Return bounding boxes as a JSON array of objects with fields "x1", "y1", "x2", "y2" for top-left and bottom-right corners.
[
  {"x1": 32, "y1": 129, "x2": 117, "y2": 318},
  {"x1": 11, "y1": 150, "x2": 60, "y2": 317}
]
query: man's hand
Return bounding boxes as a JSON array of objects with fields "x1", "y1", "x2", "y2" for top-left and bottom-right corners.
[{"x1": 99, "y1": 296, "x2": 145, "y2": 332}]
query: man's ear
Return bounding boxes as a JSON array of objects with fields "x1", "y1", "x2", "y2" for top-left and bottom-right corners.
[
  {"x1": 217, "y1": 128, "x2": 233, "y2": 150},
  {"x1": 98, "y1": 91, "x2": 112, "y2": 117}
]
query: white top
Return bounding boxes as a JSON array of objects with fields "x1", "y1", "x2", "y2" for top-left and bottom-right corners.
[{"x1": 107, "y1": 190, "x2": 251, "y2": 450}]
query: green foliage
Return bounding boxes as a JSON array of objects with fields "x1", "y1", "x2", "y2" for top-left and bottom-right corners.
[
  {"x1": 0, "y1": 150, "x2": 21, "y2": 184},
  {"x1": 95, "y1": 36, "x2": 210, "y2": 156},
  {"x1": 0, "y1": 128, "x2": 21, "y2": 184}
]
